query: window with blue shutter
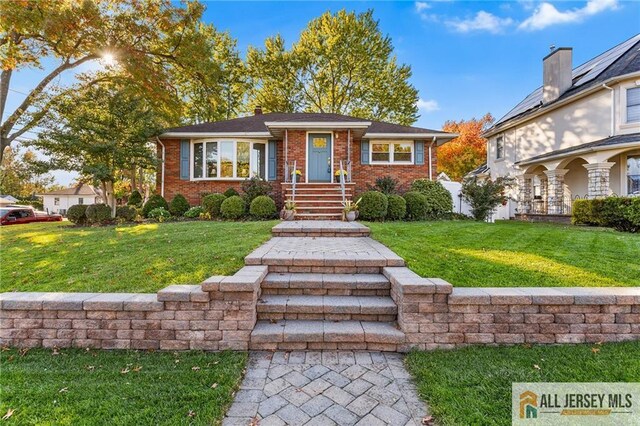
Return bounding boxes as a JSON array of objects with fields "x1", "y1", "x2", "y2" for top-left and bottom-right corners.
[
  {"x1": 361, "y1": 140, "x2": 370, "y2": 165},
  {"x1": 180, "y1": 140, "x2": 190, "y2": 180},
  {"x1": 415, "y1": 141, "x2": 425, "y2": 165},
  {"x1": 268, "y1": 140, "x2": 277, "y2": 181}
]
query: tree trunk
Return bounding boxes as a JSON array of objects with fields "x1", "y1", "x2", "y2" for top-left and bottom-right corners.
[
  {"x1": 131, "y1": 167, "x2": 137, "y2": 193},
  {"x1": 101, "y1": 180, "x2": 117, "y2": 217}
]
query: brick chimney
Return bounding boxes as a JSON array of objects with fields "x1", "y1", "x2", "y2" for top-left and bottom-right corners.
[
  {"x1": 254, "y1": 106, "x2": 263, "y2": 115},
  {"x1": 543, "y1": 47, "x2": 572, "y2": 104}
]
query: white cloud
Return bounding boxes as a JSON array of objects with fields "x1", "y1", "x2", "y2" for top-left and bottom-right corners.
[
  {"x1": 447, "y1": 11, "x2": 515, "y2": 34},
  {"x1": 415, "y1": 1, "x2": 431, "y2": 12},
  {"x1": 417, "y1": 98, "x2": 440, "y2": 112},
  {"x1": 519, "y1": 0, "x2": 618, "y2": 31}
]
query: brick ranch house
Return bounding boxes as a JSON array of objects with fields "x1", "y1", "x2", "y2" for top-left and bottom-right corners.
[{"x1": 156, "y1": 109, "x2": 456, "y2": 218}]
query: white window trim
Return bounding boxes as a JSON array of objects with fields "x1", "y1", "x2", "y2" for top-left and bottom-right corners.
[
  {"x1": 623, "y1": 85, "x2": 640, "y2": 125},
  {"x1": 190, "y1": 139, "x2": 268, "y2": 181},
  {"x1": 369, "y1": 140, "x2": 414, "y2": 165}
]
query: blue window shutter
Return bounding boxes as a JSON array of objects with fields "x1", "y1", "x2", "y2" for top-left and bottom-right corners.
[
  {"x1": 415, "y1": 141, "x2": 425, "y2": 165},
  {"x1": 361, "y1": 140, "x2": 370, "y2": 165},
  {"x1": 180, "y1": 140, "x2": 190, "y2": 180},
  {"x1": 268, "y1": 140, "x2": 277, "y2": 181}
]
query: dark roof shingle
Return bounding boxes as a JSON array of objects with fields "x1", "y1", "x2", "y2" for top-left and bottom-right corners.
[{"x1": 519, "y1": 133, "x2": 640, "y2": 164}]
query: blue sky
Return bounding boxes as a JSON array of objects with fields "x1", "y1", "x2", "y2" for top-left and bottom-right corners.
[{"x1": 6, "y1": 0, "x2": 639, "y2": 186}]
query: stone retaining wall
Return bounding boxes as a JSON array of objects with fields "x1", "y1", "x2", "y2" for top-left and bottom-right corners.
[
  {"x1": 383, "y1": 267, "x2": 640, "y2": 350},
  {"x1": 2, "y1": 266, "x2": 638, "y2": 351},
  {"x1": 0, "y1": 266, "x2": 267, "y2": 351}
]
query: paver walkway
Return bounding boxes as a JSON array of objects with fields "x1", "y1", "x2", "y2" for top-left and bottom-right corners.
[{"x1": 223, "y1": 351, "x2": 429, "y2": 426}]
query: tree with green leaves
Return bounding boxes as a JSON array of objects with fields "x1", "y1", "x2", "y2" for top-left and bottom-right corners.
[
  {"x1": 0, "y1": 147, "x2": 54, "y2": 198},
  {"x1": 30, "y1": 84, "x2": 162, "y2": 215},
  {"x1": 0, "y1": 0, "x2": 243, "y2": 163},
  {"x1": 247, "y1": 10, "x2": 419, "y2": 125}
]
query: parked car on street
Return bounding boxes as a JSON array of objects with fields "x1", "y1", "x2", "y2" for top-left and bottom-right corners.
[{"x1": 0, "y1": 206, "x2": 63, "y2": 226}]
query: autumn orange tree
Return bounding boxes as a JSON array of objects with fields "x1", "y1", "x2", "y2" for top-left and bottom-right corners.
[{"x1": 438, "y1": 113, "x2": 494, "y2": 182}]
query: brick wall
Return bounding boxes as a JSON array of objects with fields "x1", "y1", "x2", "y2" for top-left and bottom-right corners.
[
  {"x1": 384, "y1": 267, "x2": 640, "y2": 350},
  {"x1": 158, "y1": 133, "x2": 439, "y2": 206}
]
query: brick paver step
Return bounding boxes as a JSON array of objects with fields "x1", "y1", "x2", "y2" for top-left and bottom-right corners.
[
  {"x1": 257, "y1": 295, "x2": 397, "y2": 317},
  {"x1": 251, "y1": 320, "x2": 405, "y2": 347},
  {"x1": 263, "y1": 273, "x2": 390, "y2": 290},
  {"x1": 271, "y1": 221, "x2": 370, "y2": 237}
]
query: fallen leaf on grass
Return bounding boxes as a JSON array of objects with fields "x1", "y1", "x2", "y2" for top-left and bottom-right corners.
[
  {"x1": 51, "y1": 348, "x2": 60, "y2": 356},
  {"x1": 210, "y1": 383, "x2": 218, "y2": 389},
  {"x1": 121, "y1": 367, "x2": 130, "y2": 374},
  {"x1": 192, "y1": 366, "x2": 201, "y2": 371},
  {"x1": 2, "y1": 409, "x2": 14, "y2": 420},
  {"x1": 533, "y1": 364, "x2": 541, "y2": 370},
  {"x1": 187, "y1": 410, "x2": 196, "y2": 418},
  {"x1": 19, "y1": 348, "x2": 29, "y2": 356},
  {"x1": 422, "y1": 415, "x2": 434, "y2": 425},
  {"x1": 591, "y1": 347, "x2": 600, "y2": 354},
  {"x1": 86, "y1": 365, "x2": 95, "y2": 371},
  {"x1": 59, "y1": 387, "x2": 68, "y2": 393},
  {"x1": 132, "y1": 366, "x2": 143, "y2": 372}
]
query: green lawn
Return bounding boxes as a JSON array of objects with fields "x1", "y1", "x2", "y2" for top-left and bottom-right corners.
[
  {"x1": 406, "y1": 341, "x2": 640, "y2": 426},
  {"x1": 0, "y1": 348, "x2": 246, "y2": 425},
  {"x1": 0, "y1": 220, "x2": 275, "y2": 293},
  {"x1": 368, "y1": 221, "x2": 640, "y2": 287}
]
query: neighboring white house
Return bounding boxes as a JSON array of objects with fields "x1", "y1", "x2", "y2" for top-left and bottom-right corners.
[
  {"x1": 0, "y1": 195, "x2": 19, "y2": 206},
  {"x1": 478, "y1": 34, "x2": 640, "y2": 220},
  {"x1": 39, "y1": 184, "x2": 103, "y2": 215}
]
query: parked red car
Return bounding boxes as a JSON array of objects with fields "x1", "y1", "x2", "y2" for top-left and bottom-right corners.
[{"x1": 0, "y1": 206, "x2": 63, "y2": 226}]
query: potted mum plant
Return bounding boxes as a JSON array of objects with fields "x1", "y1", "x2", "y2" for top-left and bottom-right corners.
[
  {"x1": 342, "y1": 198, "x2": 360, "y2": 222},
  {"x1": 291, "y1": 169, "x2": 302, "y2": 182},
  {"x1": 281, "y1": 200, "x2": 296, "y2": 221},
  {"x1": 334, "y1": 169, "x2": 348, "y2": 183}
]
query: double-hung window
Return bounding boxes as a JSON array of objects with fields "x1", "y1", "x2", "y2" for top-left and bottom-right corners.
[
  {"x1": 627, "y1": 87, "x2": 640, "y2": 123},
  {"x1": 370, "y1": 142, "x2": 413, "y2": 164},
  {"x1": 54, "y1": 197, "x2": 60, "y2": 206},
  {"x1": 496, "y1": 136, "x2": 504, "y2": 160},
  {"x1": 193, "y1": 141, "x2": 266, "y2": 180},
  {"x1": 628, "y1": 155, "x2": 640, "y2": 196}
]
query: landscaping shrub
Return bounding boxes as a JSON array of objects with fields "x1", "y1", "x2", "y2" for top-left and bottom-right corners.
[
  {"x1": 250, "y1": 195, "x2": 277, "y2": 219},
  {"x1": 368, "y1": 176, "x2": 399, "y2": 195},
  {"x1": 116, "y1": 205, "x2": 137, "y2": 222},
  {"x1": 184, "y1": 206, "x2": 204, "y2": 219},
  {"x1": 128, "y1": 190, "x2": 143, "y2": 207},
  {"x1": 16, "y1": 198, "x2": 44, "y2": 210},
  {"x1": 202, "y1": 193, "x2": 226, "y2": 217},
  {"x1": 142, "y1": 194, "x2": 169, "y2": 218},
  {"x1": 573, "y1": 197, "x2": 640, "y2": 232},
  {"x1": 386, "y1": 194, "x2": 407, "y2": 220},
  {"x1": 410, "y1": 179, "x2": 453, "y2": 219},
  {"x1": 67, "y1": 204, "x2": 88, "y2": 225},
  {"x1": 357, "y1": 191, "x2": 388, "y2": 221},
  {"x1": 85, "y1": 203, "x2": 112, "y2": 224},
  {"x1": 241, "y1": 177, "x2": 272, "y2": 205},
  {"x1": 169, "y1": 193, "x2": 190, "y2": 217},
  {"x1": 223, "y1": 188, "x2": 239, "y2": 198},
  {"x1": 403, "y1": 191, "x2": 428, "y2": 221},
  {"x1": 461, "y1": 177, "x2": 513, "y2": 221},
  {"x1": 148, "y1": 207, "x2": 171, "y2": 222},
  {"x1": 220, "y1": 195, "x2": 246, "y2": 220}
]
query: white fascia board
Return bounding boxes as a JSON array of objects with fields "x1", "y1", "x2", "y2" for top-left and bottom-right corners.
[
  {"x1": 264, "y1": 121, "x2": 371, "y2": 129},
  {"x1": 364, "y1": 133, "x2": 458, "y2": 139},
  {"x1": 160, "y1": 132, "x2": 272, "y2": 138}
]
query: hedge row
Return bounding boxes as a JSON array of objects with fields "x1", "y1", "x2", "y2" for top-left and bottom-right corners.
[{"x1": 572, "y1": 197, "x2": 640, "y2": 233}]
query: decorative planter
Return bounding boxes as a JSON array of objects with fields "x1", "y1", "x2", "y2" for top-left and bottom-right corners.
[
  {"x1": 282, "y1": 209, "x2": 296, "y2": 221},
  {"x1": 345, "y1": 211, "x2": 357, "y2": 222}
]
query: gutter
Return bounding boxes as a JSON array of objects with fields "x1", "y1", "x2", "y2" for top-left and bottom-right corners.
[
  {"x1": 517, "y1": 140, "x2": 640, "y2": 166},
  {"x1": 155, "y1": 137, "x2": 165, "y2": 197},
  {"x1": 483, "y1": 71, "x2": 640, "y2": 138},
  {"x1": 363, "y1": 132, "x2": 458, "y2": 140}
]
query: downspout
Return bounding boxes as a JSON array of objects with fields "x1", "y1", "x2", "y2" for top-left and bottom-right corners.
[
  {"x1": 155, "y1": 137, "x2": 165, "y2": 198},
  {"x1": 428, "y1": 137, "x2": 436, "y2": 181},
  {"x1": 602, "y1": 83, "x2": 614, "y2": 137}
]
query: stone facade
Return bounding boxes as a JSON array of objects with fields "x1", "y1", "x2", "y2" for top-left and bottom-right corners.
[
  {"x1": 584, "y1": 162, "x2": 615, "y2": 198},
  {"x1": 544, "y1": 169, "x2": 569, "y2": 215}
]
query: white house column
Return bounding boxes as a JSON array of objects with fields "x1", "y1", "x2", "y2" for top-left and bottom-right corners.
[
  {"x1": 544, "y1": 169, "x2": 569, "y2": 215},
  {"x1": 583, "y1": 162, "x2": 615, "y2": 199},
  {"x1": 517, "y1": 174, "x2": 534, "y2": 214}
]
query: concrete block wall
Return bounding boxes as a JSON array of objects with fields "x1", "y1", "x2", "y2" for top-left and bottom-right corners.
[
  {"x1": 384, "y1": 267, "x2": 640, "y2": 350},
  {"x1": 0, "y1": 266, "x2": 267, "y2": 351}
]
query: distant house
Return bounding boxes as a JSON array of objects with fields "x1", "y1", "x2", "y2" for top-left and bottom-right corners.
[
  {"x1": 38, "y1": 184, "x2": 103, "y2": 215},
  {"x1": 0, "y1": 195, "x2": 18, "y2": 206},
  {"x1": 479, "y1": 34, "x2": 640, "y2": 220}
]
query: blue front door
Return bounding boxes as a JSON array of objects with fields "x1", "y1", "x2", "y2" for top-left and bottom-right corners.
[{"x1": 307, "y1": 133, "x2": 332, "y2": 182}]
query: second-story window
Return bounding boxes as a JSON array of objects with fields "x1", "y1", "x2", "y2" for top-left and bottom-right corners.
[
  {"x1": 54, "y1": 197, "x2": 60, "y2": 206},
  {"x1": 496, "y1": 136, "x2": 504, "y2": 160},
  {"x1": 627, "y1": 87, "x2": 640, "y2": 123}
]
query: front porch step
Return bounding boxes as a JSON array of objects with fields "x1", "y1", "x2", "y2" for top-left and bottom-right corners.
[
  {"x1": 271, "y1": 221, "x2": 370, "y2": 238},
  {"x1": 250, "y1": 320, "x2": 405, "y2": 351},
  {"x1": 261, "y1": 272, "x2": 389, "y2": 295},
  {"x1": 257, "y1": 295, "x2": 397, "y2": 321},
  {"x1": 294, "y1": 213, "x2": 343, "y2": 220}
]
